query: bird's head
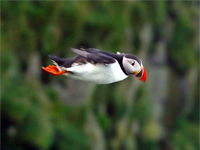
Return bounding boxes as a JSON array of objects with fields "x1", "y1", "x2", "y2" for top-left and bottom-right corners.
[{"x1": 122, "y1": 54, "x2": 147, "y2": 82}]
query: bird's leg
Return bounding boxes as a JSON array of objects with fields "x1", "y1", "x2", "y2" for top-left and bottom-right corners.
[
  {"x1": 48, "y1": 65, "x2": 60, "y2": 72},
  {"x1": 42, "y1": 65, "x2": 66, "y2": 76}
]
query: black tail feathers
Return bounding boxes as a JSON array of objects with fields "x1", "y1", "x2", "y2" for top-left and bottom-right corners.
[{"x1": 48, "y1": 54, "x2": 66, "y2": 66}]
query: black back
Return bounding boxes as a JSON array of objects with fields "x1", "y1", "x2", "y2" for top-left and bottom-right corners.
[
  {"x1": 80, "y1": 48, "x2": 128, "y2": 75},
  {"x1": 49, "y1": 48, "x2": 141, "y2": 76}
]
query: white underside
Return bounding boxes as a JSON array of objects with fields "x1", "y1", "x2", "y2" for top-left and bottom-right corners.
[{"x1": 54, "y1": 61, "x2": 128, "y2": 84}]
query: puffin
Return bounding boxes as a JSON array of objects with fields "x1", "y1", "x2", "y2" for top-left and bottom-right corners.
[{"x1": 42, "y1": 47, "x2": 147, "y2": 84}]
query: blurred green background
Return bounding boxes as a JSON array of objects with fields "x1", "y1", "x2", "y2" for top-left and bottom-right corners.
[{"x1": 1, "y1": 1, "x2": 199, "y2": 150}]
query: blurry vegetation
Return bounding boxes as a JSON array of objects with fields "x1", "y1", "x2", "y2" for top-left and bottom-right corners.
[{"x1": 1, "y1": 1, "x2": 199, "y2": 150}]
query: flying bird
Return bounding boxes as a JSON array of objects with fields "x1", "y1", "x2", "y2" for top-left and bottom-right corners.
[{"x1": 42, "y1": 47, "x2": 147, "y2": 84}]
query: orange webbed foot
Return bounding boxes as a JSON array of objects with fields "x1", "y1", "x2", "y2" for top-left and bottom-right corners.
[
  {"x1": 48, "y1": 65, "x2": 60, "y2": 72},
  {"x1": 42, "y1": 65, "x2": 66, "y2": 76}
]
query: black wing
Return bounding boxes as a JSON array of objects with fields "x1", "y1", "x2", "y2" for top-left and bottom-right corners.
[
  {"x1": 83, "y1": 48, "x2": 99, "y2": 54},
  {"x1": 70, "y1": 48, "x2": 116, "y2": 64}
]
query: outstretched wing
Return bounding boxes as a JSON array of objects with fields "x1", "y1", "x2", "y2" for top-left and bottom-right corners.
[{"x1": 70, "y1": 48, "x2": 116, "y2": 64}]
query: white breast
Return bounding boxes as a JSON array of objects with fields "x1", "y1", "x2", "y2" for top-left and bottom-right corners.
[{"x1": 60, "y1": 61, "x2": 128, "y2": 84}]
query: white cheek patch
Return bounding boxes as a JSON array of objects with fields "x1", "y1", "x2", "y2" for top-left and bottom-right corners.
[
  {"x1": 123, "y1": 57, "x2": 142, "y2": 74},
  {"x1": 134, "y1": 62, "x2": 141, "y2": 72}
]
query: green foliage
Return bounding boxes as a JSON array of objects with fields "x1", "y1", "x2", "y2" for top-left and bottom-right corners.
[
  {"x1": 131, "y1": 86, "x2": 152, "y2": 122},
  {"x1": 167, "y1": 2, "x2": 197, "y2": 75},
  {"x1": 171, "y1": 117, "x2": 199, "y2": 150},
  {"x1": 1, "y1": 1, "x2": 199, "y2": 150},
  {"x1": 2, "y1": 77, "x2": 90, "y2": 149}
]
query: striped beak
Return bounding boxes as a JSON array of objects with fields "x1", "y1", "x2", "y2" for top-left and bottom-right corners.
[{"x1": 136, "y1": 66, "x2": 147, "y2": 82}]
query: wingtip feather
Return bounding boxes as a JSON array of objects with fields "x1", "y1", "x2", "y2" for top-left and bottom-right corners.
[{"x1": 70, "y1": 48, "x2": 79, "y2": 52}]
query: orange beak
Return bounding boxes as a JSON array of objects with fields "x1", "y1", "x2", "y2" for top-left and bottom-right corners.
[{"x1": 138, "y1": 67, "x2": 147, "y2": 82}]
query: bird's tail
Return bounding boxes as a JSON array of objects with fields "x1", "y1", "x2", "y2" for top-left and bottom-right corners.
[{"x1": 48, "y1": 54, "x2": 66, "y2": 66}]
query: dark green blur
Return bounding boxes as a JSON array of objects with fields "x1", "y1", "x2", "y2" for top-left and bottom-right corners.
[{"x1": 1, "y1": 1, "x2": 199, "y2": 150}]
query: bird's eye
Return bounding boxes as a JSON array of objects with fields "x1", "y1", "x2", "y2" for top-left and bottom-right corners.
[{"x1": 131, "y1": 62, "x2": 135, "y2": 66}]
